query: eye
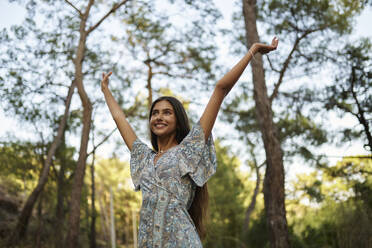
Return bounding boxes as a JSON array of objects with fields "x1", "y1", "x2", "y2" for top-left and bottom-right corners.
[{"x1": 151, "y1": 110, "x2": 159, "y2": 116}]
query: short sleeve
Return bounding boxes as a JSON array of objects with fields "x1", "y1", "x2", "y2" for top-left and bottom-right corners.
[
  {"x1": 178, "y1": 121, "x2": 217, "y2": 187},
  {"x1": 130, "y1": 138, "x2": 152, "y2": 191}
]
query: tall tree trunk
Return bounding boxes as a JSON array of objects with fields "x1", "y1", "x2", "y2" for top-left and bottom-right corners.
[
  {"x1": 65, "y1": 21, "x2": 92, "y2": 247},
  {"x1": 145, "y1": 60, "x2": 154, "y2": 110},
  {"x1": 8, "y1": 80, "x2": 76, "y2": 246},
  {"x1": 109, "y1": 187, "x2": 116, "y2": 248},
  {"x1": 90, "y1": 151, "x2": 97, "y2": 248},
  {"x1": 35, "y1": 195, "x2": 43, "y2": 248},
  {"x1": 62, "y1": 1, "x2": 131, "y2": 247},
  {"x1": 98, "y1": 189, "x2": 110, "y2": 244},
  {"x1": 55, "y1": 165, "x2": 66, "y2": 248},
  {"x1": 243, "y1": 160, "x2": 263, "y2": 235},
  {"x1": 55, "y1": 136, "x2": 68, "y2": 248},
  {"x1": 242, "y1": 0, "x2": 289, "y2": 247},
  {"x1": 350, "y1": 67, "x2": 372, "y2": 151}
]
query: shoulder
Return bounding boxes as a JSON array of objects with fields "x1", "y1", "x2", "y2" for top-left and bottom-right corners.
[{"x1": 131, "y1": 138, "x2": 154, "y2": 157}]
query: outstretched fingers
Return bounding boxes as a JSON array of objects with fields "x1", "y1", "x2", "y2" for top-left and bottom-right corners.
[
  {"x1": 102, "y1": 71, "x2": 112, "y2": 80},
  {"x1": 255, "y1": 37, "x2": 279, "y2": 54},
  {"x1": 271, "y1": 36, "x2": 279, "y2": 49},
  {"x1": 101, "y1": 71, "x2": 112, "y2": 91}
]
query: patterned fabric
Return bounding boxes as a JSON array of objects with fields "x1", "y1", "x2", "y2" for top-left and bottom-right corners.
[{"x1": 130, "y1": 121, "x2": 216, "y2": 248}]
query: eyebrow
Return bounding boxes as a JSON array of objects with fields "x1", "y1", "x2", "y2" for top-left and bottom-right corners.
[
  {"x1": 152, "y1": 108, "x2": 173, "y2": 111},
  {"x1": 151, "y1": 108, "x2": 174, "y2": 114}
]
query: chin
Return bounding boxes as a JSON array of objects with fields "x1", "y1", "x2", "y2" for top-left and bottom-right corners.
[{"x1": 153, "y1": 129, "x2": 176, "y2": 138}]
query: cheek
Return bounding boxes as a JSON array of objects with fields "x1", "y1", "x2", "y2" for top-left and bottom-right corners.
[
  {"x1": 149, "y1": 119, "x2": 155, "y2": 130},
  {"x1": 168, "y1": 116, "x2": 177, "y2": 125}
]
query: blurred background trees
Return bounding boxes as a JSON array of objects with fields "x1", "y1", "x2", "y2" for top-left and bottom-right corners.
[{"x1": 0, "y1": 0, "x2": 371, "y2": 247}]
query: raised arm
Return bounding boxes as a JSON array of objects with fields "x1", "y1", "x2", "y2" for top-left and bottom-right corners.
[
  {"x1": 101, "y1": 72, "x2": 137, "y2": 151},
  {"x1": 199, "y1": 37, "x2": 278, "y2": 141}
]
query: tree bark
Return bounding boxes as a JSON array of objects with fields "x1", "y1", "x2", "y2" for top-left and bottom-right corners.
[
  {"x1": 145, "y1": 59, "x2": 154, "y2": 111},
  {"x1": 55, "y1": 135, "x2": 68, "y2": 248},
  {"x1": 35, "y1": 196, "x2": 42, "y2": 248},
  {"x1": 350, "y1": 67, "x2": 372, "y2": 151},
  {"x1": 65, "y1": 2, "x2": 130, "y2": 246},
  {"x1": 65, "y1": 11, "x2": 92, "y2": 246},
  {"x1": 7, "y1": 80, "x2": 76, "y2": 246},
  {"x1": 243, "y1": 160, "x2": 263, "y2": 235},
  {"x1": 90, "y1": 151, "x2": 97, "y2": 248},
  {"x1": 242, "y1": 0, "x2": 290, "y2": 247}
]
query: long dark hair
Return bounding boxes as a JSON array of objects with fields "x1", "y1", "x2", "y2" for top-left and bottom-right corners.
[{"x1": 149, "y1": 96, "x2": 209, "y2": 239}]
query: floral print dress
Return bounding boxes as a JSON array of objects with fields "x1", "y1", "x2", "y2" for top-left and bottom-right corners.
[{"x1": 130, "y1": 121, "x2": 217, "y2": 248}]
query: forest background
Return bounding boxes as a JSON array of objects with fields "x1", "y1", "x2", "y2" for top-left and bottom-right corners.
[{"x1": 0, "y1": 0, "x2": 371, "y2": 247}]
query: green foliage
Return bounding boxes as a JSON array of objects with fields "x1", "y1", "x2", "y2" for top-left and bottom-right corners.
[
  {"x1": 121, "y1": 0, "x2": 219, "y2": 100},
  {"x1": 0, "y1": 139, "x2": 78, "y2": 245},
  {"x1": 262, "y1": 0, "x2": 364, "y2": 35},
  {"x1": 85, "y1": 157, "x2": 141, "y2": 246},
  {"x1": 225, "y1": 0, "x2": 367, "y2": 169},
  {"x1": 323, "y1": 39, "x2": 372, "y2": 151},
  {"x1": 0, "y1": 142, "x2": 43, "y2": 192},
  {"x1": 1, "y1": 0, "x2": 370, "y2": 247},
  {"x1": 288, "y1": 156, "x2": 372, "y2": 247},
  {"x1": 204, "y1": 141, "x2": 247, "y2": 248},
  {"x1": 244, "y1": 211, "x2": 269, "y2": 248}
]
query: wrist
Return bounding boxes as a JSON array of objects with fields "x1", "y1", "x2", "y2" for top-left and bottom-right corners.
[
  {"x1": 102, "y1": 87, "x2": 110, "y2": 94},
  {"x1": 249, "y1": 44, "x2": 258, "y2": 54}
]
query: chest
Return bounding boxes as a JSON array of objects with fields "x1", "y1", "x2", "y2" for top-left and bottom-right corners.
[{"x1": 141, "y1": 150, "x2": 195, "y2": 204}]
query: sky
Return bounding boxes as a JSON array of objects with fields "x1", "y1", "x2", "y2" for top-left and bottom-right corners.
[{"x1": 0, "y1": 1, "x2": 371, "y2": 173}]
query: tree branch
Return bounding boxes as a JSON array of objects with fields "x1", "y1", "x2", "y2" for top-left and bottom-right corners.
[
  {"x1": 64, "y1": 0, "x2": 83, "y2": 16},
  {"x1": 87, "y1": 0, "x2": 130, "y2": 34},
  {"x1": 83, "y1": 0, "x2": 95, "y2": 20},
  {"x1": 154, "y1": 71, "x2": 193, "y2": 79},
  {"x1": 266, "y1": 55, "x2": 280, "y2": 73},
  {"x1": 269, "y1": 28, "x2": 324, "y2": 103},
  {"x1": 86, "y1": 99, "x2": 140, "y2": 157},
  {"x1": 87, "y1": 128, "x2": 117, "y2": 157},
  {"x1": 269, "y1": 36, "x2": 301, "y2": 103},
  {"x1": 350, "y1": 66, "x2": 372, "y2": 151}
]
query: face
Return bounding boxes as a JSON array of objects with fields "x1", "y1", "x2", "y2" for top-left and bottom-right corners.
[{"x1": 150, "y1": 100, "x2": 177, "y2": 138}]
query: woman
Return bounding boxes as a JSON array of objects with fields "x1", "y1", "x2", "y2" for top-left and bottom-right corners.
[{"x1": 101, "y1": 37, "x2": 278, "y2": 247}]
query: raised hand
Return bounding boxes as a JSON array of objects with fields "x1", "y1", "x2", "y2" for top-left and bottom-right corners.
[
  {"x1": 253, "y1": 37, "x2": 279, "y2": 54},
  {"x1": 101, "y1": 71, "x2": 112, "y2": 92}
]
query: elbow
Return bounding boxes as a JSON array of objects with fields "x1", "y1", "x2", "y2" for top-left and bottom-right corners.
[{"x1": 215, "y1": 82, "x2": 229, "y2": 97}]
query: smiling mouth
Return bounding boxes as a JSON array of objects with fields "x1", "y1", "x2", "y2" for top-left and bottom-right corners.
[{"x1": 154, "y1": 123, "x2": 167, "y2": 128}]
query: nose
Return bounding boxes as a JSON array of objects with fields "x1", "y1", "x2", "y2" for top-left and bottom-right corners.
[{"x1": 155, "y1": 114, "x2": 163, "y2": 121}]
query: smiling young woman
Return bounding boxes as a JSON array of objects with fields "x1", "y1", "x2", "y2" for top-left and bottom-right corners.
[{"x1": 101, "y1": 37, "x2": 278, "y2": 247}]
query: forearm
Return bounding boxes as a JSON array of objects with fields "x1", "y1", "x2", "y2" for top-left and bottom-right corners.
[
  {"x1": 200, "y1": 38, "x2": 277, "y2": 140},
  {"x1": 102, "y1": 87, "x2": 137, "y2": 150},
  {"x1": 199, "y1": 45, "x2": 258, "y2": 140},
  {"x1": 102, "y1": 88, "x2": 126, "y2": 120},
  {"x1": 216, "y1": 45, "x2": 258, "y2": 95}
]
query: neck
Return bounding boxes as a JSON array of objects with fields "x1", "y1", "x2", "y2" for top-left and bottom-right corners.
[{"x1": 157, "y1": 133, "x2": 178, "y2": 152}]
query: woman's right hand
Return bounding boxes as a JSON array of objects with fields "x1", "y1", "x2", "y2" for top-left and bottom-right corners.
[
  {"x1": 101, "y1": 71, "x2": 112, "y2": 92},
  {"x1": 252, "y1": 37, "x2": 278, "y2": 55}
]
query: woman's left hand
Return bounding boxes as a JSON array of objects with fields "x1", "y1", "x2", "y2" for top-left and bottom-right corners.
[{"x1": 253, "y1": 37, "x2": 279, "y2": 54}]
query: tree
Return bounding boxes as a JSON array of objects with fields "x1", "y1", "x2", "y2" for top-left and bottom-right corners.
[
  {"x1": 86, "y1": 157, "x2": 141, "y2": 247},
  {"x1": 242, "y1": 1, "x2": 289, "y2": 246},
  {"x1": 8, "y1": 79, "x2": 75, "y2": 245},
  {"x1": 121, "y1": 0, "x2": 220, "y2": 111},
  {"x1": 0, "y1": 0, "x2": 131, "y2": 246},
  {"x1": 60, "y1": 1, "x2": 130, "y2": 247},
  {"x1": 324, "y1": 39, "x2": 372, "y2": 152},
  {"x1": 223, "y1": 1, "x2": 367, "y2": 246},
  {"x1": 204, "y1": 141, "x2": 247, "y2": 248},
  {"x1": 1, "y1": 0, "x2": 222, "y2": 246},
  {"x1": 287, "y1": 155, "x2": 372, "y2": 247}
]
